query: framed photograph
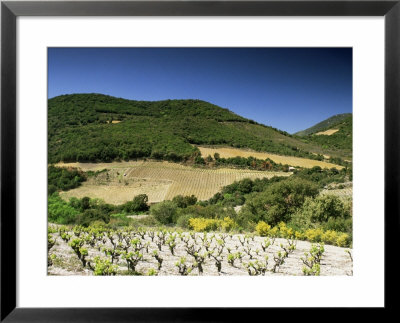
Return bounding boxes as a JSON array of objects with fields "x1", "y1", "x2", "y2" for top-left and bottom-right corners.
[{"x1": 1, "y1": 0, "x2": 398, "y2": 320}]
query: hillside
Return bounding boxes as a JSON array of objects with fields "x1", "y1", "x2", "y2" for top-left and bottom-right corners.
[
  {"x1": 295, "y1": 113, "x2": 352, "y2": 137},
  {"x1": 48, "y1": 94, "x2": 350, "y2": 164},
  {"x1": 295, "y1": 114, "x2": 352, "y2": 156}
]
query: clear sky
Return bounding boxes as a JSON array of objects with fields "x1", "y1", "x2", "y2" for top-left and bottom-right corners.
[{"x1": 48, "y1": 48, "x2": 352, "y2": 134}]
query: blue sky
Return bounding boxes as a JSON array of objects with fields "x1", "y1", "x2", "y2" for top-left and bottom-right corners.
[{"x1": 48, "y1": 48, "x2": 352, "y2": 134}]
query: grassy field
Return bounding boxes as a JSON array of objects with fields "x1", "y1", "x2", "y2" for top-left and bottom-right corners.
[
  {"x1": 57, "y1": 161, "x2": 289, "y2": 204},
  {"x1": 197, "y1": 146, "x2": 344, "y2": 169}
]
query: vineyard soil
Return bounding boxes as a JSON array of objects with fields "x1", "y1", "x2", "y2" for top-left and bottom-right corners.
[
  {"x1": 57, "y1": 161, "x2": 290, "y2": 204},
  {"x1": 48, "y1": 228, "x2": 353, "y2": 276}
]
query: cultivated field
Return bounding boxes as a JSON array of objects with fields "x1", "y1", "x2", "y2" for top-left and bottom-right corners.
[
  {"x1": 197, "y1": 146, "x2": 344, "y2": 169},
  {"x1": 48, "y1": 226, "x2": 353, "y2": 276},
  {"x1": 315, "y1": 129, "x2": 339, "y2": 136},
  {"x1": 321, "y1": 182, "x2": 353, "y2": 198},
  {"x1": 57, "y1": 161, "x2": 289, "y2": 204}
]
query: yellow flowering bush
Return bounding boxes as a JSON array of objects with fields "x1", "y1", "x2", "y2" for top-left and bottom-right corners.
[
  {"x1": 335, "y1": 233, "x2": 349, "y2": 247},
  {"x1": 304, "y1": 228, "x2": 324, "y2": 242},
  {"x1": 321, "y1": 230, "x2": 339, "y2": 245},
  {"x1": 295, "y1": 231, "x2": 304, "y2": 240},
  {"x1": 189, "y1": 218, "x2": 220, "y2": 232},
  {"x1": 188, "y1": 217, "x2": 236, "y2": 232},
  {"x1": 221, "y1": 217, "x2": 235, "y2": 232},
  {"x1": 278, "y1": 222, "x2": 294, "y2": 238},
  {"x1": 255, "y1": 221, "x2": 350, "y2": 247},
  {"x1": 255, "y1": 221, "x2": 271, "y2": 236},
  {"x1": 269, "y1": 226, "x2": 279, "y2": 238}
]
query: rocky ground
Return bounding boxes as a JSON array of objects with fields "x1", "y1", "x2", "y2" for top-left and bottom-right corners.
[{"x1": 48, "y1": 228, "x2": 353, "y2": 276}]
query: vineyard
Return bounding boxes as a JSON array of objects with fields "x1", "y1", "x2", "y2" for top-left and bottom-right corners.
[
  {"x1": 57, "y1": 161, "x2": 289, "y2": 204},
  {"x1": 197, "y1": 146, "x2": 344, "y2": 169},
  {"x1": 48, "y1": 225, "x2": 353, "y2": 276},
  {"x1": 321, "y1": 182, "x2": 353, "y2": 198}
]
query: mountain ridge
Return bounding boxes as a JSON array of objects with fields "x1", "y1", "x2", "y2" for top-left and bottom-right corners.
[{"x1": 48, "y1": 93, "x2": 351, "y2": 164}]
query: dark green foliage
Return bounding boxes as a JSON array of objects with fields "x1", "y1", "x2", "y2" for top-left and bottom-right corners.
[
  {"x1": 86, "y1": 169, "x2": 108, "y2": 177},
  {"x1": 290, "y1": 195, "x2": 352, "y2": 238},
  {"x1": 176, "y1": 214, "x2": 194, "y2": 228},
  {"x1": 172, "y1": 195, "x2": 197, "y2": 209},
  {"x1": 295, "y1": 113, "x2": 352, "y2": 137},
  {"x1": 240, "y1": 178, "x2": 319, "y2": 226},
  {"x1": 206, "y1": 176, "x2": 288, "y2": 207},
  {"x1": 48, "y1": 93, "x2": 341, "y2": 164},
  {"x1": 76, "y1": 209, "x2": 111, "y2": 227},
  {"x1": 292, "y1": 166, "x2": 350, "y2": 188},
  {"x1": 297, "y1": 115, "x2": 352, "y2": 153},
  {"x1": 322, "y1": 217, "x2": 352, "y2": 236},
  {"x1": 121, "y1": 194, "x2": 149, "y2": 213},
  {"x1": 48, "y1": 165, "x2": 86, "y2": 194},
  {"x1": 194, "y1": 156, "x2": 206, "y2": 165},
  {"x1": 214, "y1": 156, "x2": 289, "y2": 172},
  {"x1": 150, "y1": 201, "x2": 178, "y2": 224}
]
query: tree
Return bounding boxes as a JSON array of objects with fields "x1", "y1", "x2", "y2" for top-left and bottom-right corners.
[
  {"x1": 292, "y1": 195, "x2": 350, "y2": 228},
  {"x1": 150, "y1": 201, "x2": 178, "y2": 224},
  {"x1": 131, "y1": 194, "x2": 149, "y2": 212},
  {"x1": 172, "y1": 195, "x2": 197, "y2": 208},
  {"x1": 241, "y1": 178, "x2": 319, "y2": 226},
  {"x1": 81, "y1": 197, "x2": 91, "y2": 211}
]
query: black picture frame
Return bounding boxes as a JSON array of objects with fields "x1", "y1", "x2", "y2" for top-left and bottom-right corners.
[{"x1": 1, "y1": 0, "x2": 398, "y2": 321}]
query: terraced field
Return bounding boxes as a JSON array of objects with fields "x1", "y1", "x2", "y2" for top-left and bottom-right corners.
[
  {"x1": 197, "y1": 146, "x2": 344, "y2": 169},
  {"x1": 57, "y1": 161, "x2": 289, "y2": 204}
]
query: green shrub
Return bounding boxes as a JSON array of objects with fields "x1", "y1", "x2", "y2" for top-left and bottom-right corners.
[
  {"x1": 176, "y1": 214, "x2": 195, "y2": 228},
  {"x1": 241, "y1": 178, "x2": 319, "y2": 226},
  {"x1": 290, "y1": 195, "x2": 352, "y2": 234},
  {"x1": 48, "y1": 193, "x2": 79, "y2": 224},
  {"x1": 109, "y1": 213, "x2": 131, "y2": 227},
  {"x1": 129, "y1": 215, "x2": 158, "y2": 227},
  {"x1": 172, "y1": 195, "x2": 197, "y2": 208},
  {"x1": 150, "y1": 201, "x2": 178, "y2": 224},
  {"x1": 121, "y1": 194, "x2": 149, "y2": 213},
  {"x1": 48, "y1": 165, "x2": 86, "y2": 194},
  {"x1": 76, "y1": 209, "x2": 110, "y2": 227}
]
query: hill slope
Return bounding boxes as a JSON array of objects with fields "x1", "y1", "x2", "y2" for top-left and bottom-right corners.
[
  {"x1": 48, "y1": 94, "x2": 349, "y2": 164},
  {"x1": 295, "y1": 113, "x2": 352, "y2": 137},
  {"x1": 294, "y1": 114, "x2": 352, "y2": 157}
]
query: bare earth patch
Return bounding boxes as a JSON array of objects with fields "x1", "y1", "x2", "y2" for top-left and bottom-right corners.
[
  {"x1": 197, "y1": 146, "x2": 343, "y2": 169},
  {"x1": 315, "y1": 129, "x2": 339, "y2": 136}
]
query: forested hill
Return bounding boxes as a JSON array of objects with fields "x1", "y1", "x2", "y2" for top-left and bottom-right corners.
[
  {"x1": 48, "y1": 93, "x2": 347, "y2": 163},
  {"x1": 294, "y1": 113, "x2": 352, "y2": 137}
]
